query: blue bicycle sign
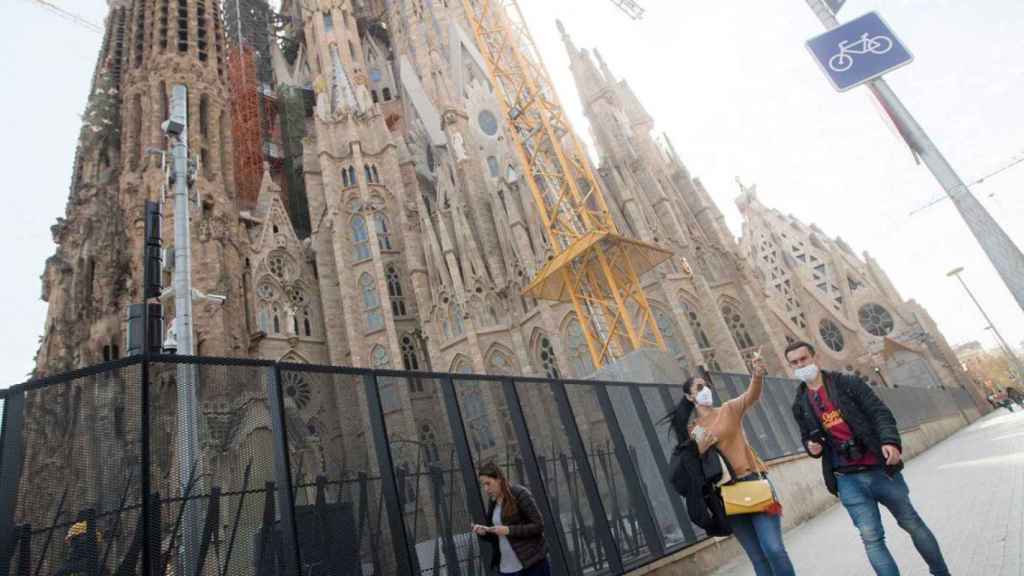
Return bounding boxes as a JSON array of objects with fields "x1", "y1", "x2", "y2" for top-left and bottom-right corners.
[
  {"x1": 828, "y1": 32, "x2": 893, "y2": 72},
  {"x1": 807, "y1": 12, "x2": 913, "y2": 92}
]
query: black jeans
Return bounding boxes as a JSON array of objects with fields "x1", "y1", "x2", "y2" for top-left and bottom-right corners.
[{"x1": 500, "y1": 559, "x2": 551, "y2": 576}]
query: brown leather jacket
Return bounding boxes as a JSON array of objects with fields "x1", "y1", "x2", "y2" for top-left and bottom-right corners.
[{"x1": 481, "y1": 484, "x2": 547, "y2": 571}]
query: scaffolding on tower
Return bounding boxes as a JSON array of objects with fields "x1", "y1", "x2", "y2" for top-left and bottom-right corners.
[
  {"x1": 224, "y1": 0, "x2": 311, "y2": 236},
  {"x1": 461, "y1": 0, "x2": 671, "y2": 368}
]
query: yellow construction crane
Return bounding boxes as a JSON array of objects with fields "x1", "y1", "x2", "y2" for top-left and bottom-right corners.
[{"x1": 462, "y1": 0, "x2": 671, "y2": 368}]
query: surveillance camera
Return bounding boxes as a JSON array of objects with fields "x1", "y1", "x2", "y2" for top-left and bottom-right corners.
[{"x1": 161, "y1": 118, "x2": 186, "y2": 136}]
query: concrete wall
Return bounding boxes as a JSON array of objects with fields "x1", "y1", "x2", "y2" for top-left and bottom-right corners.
[{"x1": 627, "y1": 413, "x2": 971, "y2": 576}]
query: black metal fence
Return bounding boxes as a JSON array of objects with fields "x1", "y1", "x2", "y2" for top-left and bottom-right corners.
[{"x1": 0, "y1": 356, "x2": 980, "y2": 576}]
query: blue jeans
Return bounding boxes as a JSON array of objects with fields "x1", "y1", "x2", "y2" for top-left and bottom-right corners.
[
  {"x1": 729, "y1": 512, "x2": 796, "y2": 576},
  {"x1": 837, "y1": 470, "x2": 949, "y2": 575}
]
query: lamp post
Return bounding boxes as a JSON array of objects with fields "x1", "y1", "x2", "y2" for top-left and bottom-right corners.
[
  {"x1": 947, "y1": 267, "x2": 1023, "y2": 382},
  {"x1": 873, "y1": 366, "x2": 889, "y2": 387}
]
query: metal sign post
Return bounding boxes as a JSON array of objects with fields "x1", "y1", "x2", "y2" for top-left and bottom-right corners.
[
  {"x1": 803, "y1": 0, "x2": 1024, "y2": 314},
  {"x1": 166, "y1": 84, "x2": 202, "y2": 576}
]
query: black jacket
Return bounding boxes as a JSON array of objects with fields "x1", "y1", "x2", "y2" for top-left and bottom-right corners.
[
  {"x1": 668, "y1": 440, "x2": 731, "y2": 537},
  {"x1": 792, "y1": 370, "x2": 903, "y2": 495},
  {"x1": 480, "y1": 484, "x2": 547, "y2": 571}
]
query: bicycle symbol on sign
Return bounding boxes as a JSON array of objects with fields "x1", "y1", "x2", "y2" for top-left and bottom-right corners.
[{"x1": 828, "y1": 32, "x2": 893, "y2": 72}]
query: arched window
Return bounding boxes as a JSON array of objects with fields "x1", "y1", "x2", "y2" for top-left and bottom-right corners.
[
  {"x1": 372, "y1": 345, "x2": 390, "y2": 368},
  {"x1": 461, "y1": 380, "x2": 496, "y2": 453},
  {"x1": 721, "y1": 298, "x2": 757, "y2": 367},
  {"x1": 565, "y1": 318, "x2": 594, "y2": 377},
  {"x1": 272, "y1": 304, "x2": 282, "y2": 334},
  {"x1": 257, "y1": 306, "x2": 270, "y2": 333},
  {"x1": 403, "y1": 332, "x2": 430, "y2": 393},
  {"x1": 303, "y1": 309, "x2": 312, "y2": 337},
  {"x1": 452, "y1": 303, "x2": 465, "y2": 337},
  {"x1": 420, "y1": 424, "x2": 440, "y2": 462},
  {"x1": 535, "y1": 334, "x2": 560, "y2": 379},
  {"x1": 365, "y1": 164, "x2": 372, "y2": 182},
  {"x1": 199, "y1": 94, "x2": 210, "y2": 138},
  {"x1": 372, "y1": 164, "x2": 380, "y2": 183},
  {"x1": 721, "y1": 299, "x2": 755, "y2": 350},
  {"x1": 351, "y1": 215, "x2": 370, "y2": 261},
  {"x1": 819, "y1": 319, "x2": 845, "y2": 352},
  {"x1": 443, "y1": 303, "x2": 465, "y2": 339},
  {"x1": 348, "y1": 166, "x2": 356, "y2": 185},
  {"x1": 372, "y1": 345, "x2": 400, "y2": 411},
  {"x1": 375, "y1": 213, "x2": 393, "y2": 250},
  {"x1": 342, "y1": 167, "x2": 350, "y2": 187},
  {"x1": 401, "y1": 333, "x2": 422, "y2": 370},
  {"x1": 386, "y1": 265, "x2": 406, "y2": 317},
  {"x1": 654, "y1": 306, "x2": 689, "y2": 374},
  {"x1": 681, "y1": 298, "x2": 719, "y2": 371},
  {"x1": 360, "y1": 273, "x2": 384, "y2": 331},
  {"x1": 131, "y1": 94, "x2": 142, "y2": 171},
  {"x1": 486, "y1": 347, "x2": 516, "y2": 375}
]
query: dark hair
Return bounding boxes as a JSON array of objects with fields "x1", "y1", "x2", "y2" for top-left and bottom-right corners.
[
  {"x1": 478, "y1": 461, "x2": 518, "y2": 516},
  {"x1": 659, "y1": 376, "x2": 701, "y2": 444},
  {"x1": 784, "y1": 340, "x2": 816, "y2": 360}
]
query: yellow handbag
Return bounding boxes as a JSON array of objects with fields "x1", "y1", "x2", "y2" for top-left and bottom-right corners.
[
  {"x1": 720, "y1": 447, "x2": 776, "y2": 516},
  {"x1": 720, "y1": 477, "x2": 775, "y2": 515}
]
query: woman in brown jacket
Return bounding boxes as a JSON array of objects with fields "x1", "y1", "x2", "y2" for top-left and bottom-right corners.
[
  {"x1": 666, "y1": 354, "x2": 797, "y2": 576},
  {"x1": 472, "y1": 462, "x2": 551, "y2": 575}
]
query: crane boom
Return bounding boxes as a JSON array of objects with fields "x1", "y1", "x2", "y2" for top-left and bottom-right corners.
[
  {"x1": 461, "y1": 0, "x2": 671, "y2": 368},
  {"x1": 27, "y1": 0, "x2": 102, "y2": 33},
  {"x1": 609, "y1": 0, "x2": 645, "y2": 20}
]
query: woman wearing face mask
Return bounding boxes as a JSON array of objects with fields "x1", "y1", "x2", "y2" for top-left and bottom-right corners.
[
  {"x1": 471, "y1": 462, "x2": 550, "y2": 575},
  {"x1": 665, "y1": 355, "x2": 797, "y2": 576}
]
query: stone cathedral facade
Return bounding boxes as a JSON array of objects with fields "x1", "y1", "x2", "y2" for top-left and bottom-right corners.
[{"x1": 34, "y1": 0, "x2": 975, "y2": 394}]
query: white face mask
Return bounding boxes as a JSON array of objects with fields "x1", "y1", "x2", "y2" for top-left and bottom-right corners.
[
  {"x1": 694, "y1": 386, "x2": 714, "y2": 407},
  {"x1": 794, "y1": 364, "x2": 820, "y2": 383}
]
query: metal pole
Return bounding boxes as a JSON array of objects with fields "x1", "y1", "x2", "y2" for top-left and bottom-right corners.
[
  {"x1": 805, "y1": 0, "x2": 1024, "y2": 314},
  {"x1": 168, "y1": 83, "x2": 202, "y2": 576},
  {"x1": 948, "y1": 267, "x2": 1024, "y2": 380}
]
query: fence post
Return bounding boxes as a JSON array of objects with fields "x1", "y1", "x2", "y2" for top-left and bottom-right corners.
[
  {"x1": 266, "y1": 364, "x2": 303, "y2": 576},
  {"x1": 501, "y1": 379, "x2": 572, "y2": 575},
  {"x1": 0, "y1": 389, "x2": 26, "y2": 576},
  {"x1": 362, "y1": 373, "x2": 417, "y2": 575},
  {"x1": 440, "y1": 375, "x2": 491, "y2": 569},
  {"x1": 627, "y1": 385, "x2": 696, "y2": 544},
  {"x1": 594, "y1": 384, "x2": 664, "y2": 558},
  {"x1": 550, "y1": 380, "x2": 623, "y2": 574},
  {"x1": 140, "y1": 354, "x2": 153, "y2": 576}
]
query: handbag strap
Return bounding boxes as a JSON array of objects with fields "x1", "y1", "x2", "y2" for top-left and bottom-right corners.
[{"x1": 746, "y1": 444, "x2": 769, "y2": 479}]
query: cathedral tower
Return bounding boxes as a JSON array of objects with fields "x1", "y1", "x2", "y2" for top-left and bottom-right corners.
[{"x1": 37, "y1": 0, "x2": 250, "y2": 375}]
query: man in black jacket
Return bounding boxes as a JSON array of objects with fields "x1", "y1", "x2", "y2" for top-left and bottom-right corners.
[{"x1": 785, "y1": 341, "x2": 949, "y2": 576}]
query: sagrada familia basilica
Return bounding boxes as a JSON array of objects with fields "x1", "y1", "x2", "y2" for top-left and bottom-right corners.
[{"x1": 35, "y1": 0, "x2": 971, "y2": 392}]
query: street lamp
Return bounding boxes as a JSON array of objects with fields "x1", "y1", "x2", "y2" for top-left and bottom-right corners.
[{"x1": 947, "y1": 267, "x2": 1023, "y2": 382}]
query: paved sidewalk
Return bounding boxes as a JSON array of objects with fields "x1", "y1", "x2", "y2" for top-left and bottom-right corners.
[{"x1": 712, "y1": 409, "x2": 1024, "y2": 576}]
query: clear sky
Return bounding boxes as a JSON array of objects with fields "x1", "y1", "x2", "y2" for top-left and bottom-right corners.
[{"x1": 1, "y1": 0, "x2": 1022, "y2": 387}]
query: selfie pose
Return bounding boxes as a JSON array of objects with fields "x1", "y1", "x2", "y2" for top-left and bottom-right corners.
[
  {"x1": 666, "y1": 354, "x2": 797, "y2": 576},
  {"x1": 786, "y1": 340, "x2": 949, "y2": 576},
  {"x1": 472, "y1": 462, "x2": 551, "y2": 576}
]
